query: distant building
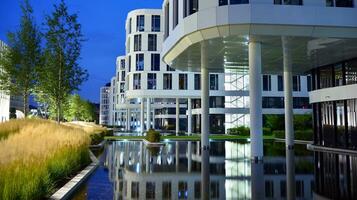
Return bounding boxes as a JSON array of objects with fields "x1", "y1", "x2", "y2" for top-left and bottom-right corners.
[
  {"x1": 99, "y1": 83, "x2": 111, "y2": 125},
  {"x1": 0, "y1": 40, "x2": 10, "y2": 123}
]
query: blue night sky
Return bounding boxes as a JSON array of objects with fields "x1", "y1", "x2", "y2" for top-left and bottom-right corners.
[{"x1": 0, "y1": 0, "x2": 163, "y2": 103}]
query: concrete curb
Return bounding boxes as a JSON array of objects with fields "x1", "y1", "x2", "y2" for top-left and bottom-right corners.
[{"x1": 50, "y1": 150, "x2": 99, "y2": 200}]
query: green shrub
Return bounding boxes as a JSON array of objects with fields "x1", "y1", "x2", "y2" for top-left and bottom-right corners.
[
  {"x1": 273, "y1": 129, "x2": 313, "y2": 141},
  {"x1": 146, "y1": 129, "x2": 161, "y2": 142},
  {"x1": 227, "y1": 126, "x2": 249, "y2": 136},
  {"x1": 264, "y1": 114, "x2": 313, "y2": 131},
  {"x1": 264, "y1": 115, "x2": 285, "y2": 131},
  {"x1": 263, "y1": 127, "x2": 272, "y2": 136},
  {"x1": 228, "y1": 126, "x2": 272, "y2": 136},
  {"x1": 294, "y1": 115, "x2": 313, "y2": 130}
]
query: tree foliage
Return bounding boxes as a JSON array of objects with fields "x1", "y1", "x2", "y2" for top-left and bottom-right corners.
[
  {"x1": 63, "y1": 94, "x2": 96, "y2": 122},
  {"x1": 38, "y1": 0, "x2": 88, "y2": 123},
  {"x1": 0, "y1": 0, "x2": 42, "y2": 116}
]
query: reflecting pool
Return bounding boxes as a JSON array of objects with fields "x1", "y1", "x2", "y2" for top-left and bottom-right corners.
[{"x1": 70, "y1": 140, "x2": 357, "y2": 200}]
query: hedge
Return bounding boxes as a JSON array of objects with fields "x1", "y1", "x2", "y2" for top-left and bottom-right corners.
[
  {"x1": 227, "y1": 126, "x2": 272, "y2": 136},
  {"x1": 273, "y1": 129, "x2": 313, "y2": 141},
  {"x1": 146, "y1": 129, "x2": 161, "y2": 142}
]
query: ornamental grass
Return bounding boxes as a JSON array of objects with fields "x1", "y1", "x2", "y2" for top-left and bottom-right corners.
[{"x1": 0, "y1": 119, "x2": 92, "y2": 199}]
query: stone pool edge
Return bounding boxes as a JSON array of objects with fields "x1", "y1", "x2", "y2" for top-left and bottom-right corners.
[{"x1": 50, "y1": 150, "x2": 99, "y2": 200}]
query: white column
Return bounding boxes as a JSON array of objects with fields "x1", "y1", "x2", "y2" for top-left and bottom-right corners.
[
  {"x1": 176, "y1": 98, "x2": 180, "y2": 135},
  {"x1": 187, "y1": 141, "x2": 192, "y2": 172},
  {"x1": 286, "y1": 148, "x2": 296, "y2": 199},
  {"x1": 187, "y1": 98, "x2": 192, "y2": 135},
  {"x1": 146, "y1": 98, "x2": 151, "y2": 131},
  {"x1": 249, "y1": 41, "x2": 263, "y2": 161},
  {"x1": 140, "y1": 98, "x2": 145, "y2": 134},
  {"x1": 282, "y1": 36, "x2": 294, "y2": 149},
  {"x1": 201, "y1": 42, "x2": 210, "y2": 150},
  {"x1": 126, "y1": 108, "x2": 130, "y2": 132}
]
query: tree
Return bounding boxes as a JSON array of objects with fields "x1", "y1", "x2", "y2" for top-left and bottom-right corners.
[
  {"x1": 0, "y1": 0, "x2": 42, "y2": 117},
  {"x1": 63, "y1": 94, "x2": 96, "y2": 122},
  {"x1": 38, "y1": 0, "x2": 88, "y2": 123}
]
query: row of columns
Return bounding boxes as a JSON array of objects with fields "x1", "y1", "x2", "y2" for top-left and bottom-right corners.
[
  {"x1": 125, "y1": 37, "x2": 294, "y2": 161},
  {"x1": 125, "y1": 97, "x2": 193, "y2": 135}
]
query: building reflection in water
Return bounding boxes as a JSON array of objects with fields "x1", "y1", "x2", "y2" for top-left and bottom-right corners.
[
  {"x1": 314, "y1": 151, "x2": 357, "y2": 200},
  {"x1": 104, "y1": 141, "x2": 315, "y2": 200}
]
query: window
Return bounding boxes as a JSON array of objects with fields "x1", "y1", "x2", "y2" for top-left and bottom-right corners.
[
  {"x1": 210, "y1": 74, "x2": 219, "y2": 90},
  {"x1": 162, "y1": 182, "x2": 171, "y2": 199},
  {"x1": 164, "y1": 3, "x2": 170, "y2": 39},
  {"x1": 148, "y1": 73, "x2": 157, "y2": 90},
  {"x1": 151, "y1": 54, "x2": 160, "y2": 71},
  {"x1": 326, "y1": 0, "x2": 354, "y2": 7},
  {"x1": 136, "y1": 54, "x2": 144, "y2": 71},
  {"x1": 167, "y1": 65, "x2": 175, "y2": 71},
  {"x1": 230, "y1": 0, "x2": 249, "y2": 4},
  {"x1": 134, "y1": 35, "x2": 142, "y2": 52},
  {"x1": 296, "y1": 180, "x2": 304, "y2": 198},
  {"x1": 307, "y1": 76, "x2": 312, "y2": 91},
  {"x1": 121, "y1": 71, "x2": 125, "y2": 82},
  {"x1": 219, "y1": 0, "x2": 228, "y2": 6},
  {"x1": 263, "y1": 75, "x2": 272, "y2": 91},
  {"x1": 120, "y1": 59, "x2": 125, "y2": 69},
  {"x1": 210, "y1": 181, "x2": 220, "y2": 199},
  {"x1": 148, "y1": 34, "x2": 157, "y2": 51},
  {"x1": 293, "y1": 76, "x2": 301, "y2": 91},
  {"x1": 163, "y1": 74, "x2": 172, "y2": 90},
  {"x1": 265, "y1": 181, "x2": 274, "y2": 198},
  {"x1": 131, "y1": 182, "x2": 139, "y2": 198},
  {"x1": 173, "y1": 0, "x2": 179, "y2": 27},
  {"x1": 280, "y1": 181, "x2": 286, "y2": 197},
  {"x1": 194, "y1": 74, "x2": 200, "y2": 90},
  {"x1": 184, "y1": 0, "x2": 199, "y2": 17},
  {"x1": 194, "y1": 181, "x2": 200, "y2": 199},
  {"x1": 274, "y1": 0, "x2": 303, "y2": 5},
  {"x1": 263, "y1": 97, "x2": 284, "y2": 108},
  {"x1": 133, "y1": 74, "x2": 141, "y2": 90},
  {"x1": 136, "y1": 15, "x2": 145, "y2": 32},
  {"x1": 278, "y1": 75, "x2": 284, "y2": 91},
  {"x1": 128, "y1": 18, "x2": 132, "y2": 34},
  {"x1": 128, "y1": 56, "x2": 131, "y2": 72},
  {"x1": 146, "y1": 182, "x2": 155, "y2": 199},
  {"x1": 151, "y1": 15, "x2": 160, "y2": 32},
  {"x1": 179, "y1": 74, "x2": 188, "y2": 90},
  {"x1": 178, "y1": 181, "x2": 188, "y2": 199}
]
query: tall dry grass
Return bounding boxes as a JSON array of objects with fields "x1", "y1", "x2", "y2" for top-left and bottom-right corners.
[
  {"x1": 0, "y1": 119, "x2": 92, "y2": 199},
  {"x1": 0, "y1": 119, "x2": 50, "y2": 141}
]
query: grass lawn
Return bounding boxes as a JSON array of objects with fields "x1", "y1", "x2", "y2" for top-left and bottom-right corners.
[
  {"x1": 105, "y1": 134, "x2": 275, "y2": 141},
  {"x1": 0, "y1": 119, "x2": 107, "y2": 200}
]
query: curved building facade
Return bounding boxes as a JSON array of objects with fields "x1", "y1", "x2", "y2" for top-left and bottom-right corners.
[
  {"x1": 161, "y1": 0, "x2": 357, "y2": 159},
  {"x1": 105, "y1": 8, "x2": 311, "y2": 135}
]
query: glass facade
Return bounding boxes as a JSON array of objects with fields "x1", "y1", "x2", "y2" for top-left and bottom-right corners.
[
  {"x1": 314, "y1": 152, "x2": 357, "y2": 199},
  {"x1": 311, "y1": 58, "x2": 357, "y2": 150}
]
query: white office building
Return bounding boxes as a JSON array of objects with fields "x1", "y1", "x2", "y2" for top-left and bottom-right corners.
[
  {"x1": 102, "y1": 8, "x2": 311, "y2": 134},
  {"x1": 160, "y1": 0, "x2": 357, "y2": 161},
  {"x1": 100, "y1": 83, "x2": 111, "y2": 125},
  {"x1": 0, "y1": 40, "x2": 10, "y2": 123}
]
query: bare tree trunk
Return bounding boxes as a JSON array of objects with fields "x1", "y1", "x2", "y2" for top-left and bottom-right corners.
[
  {"x1": 57, "y1": 101, "x2": 60, "y2": 124},
  {"x1": 23, "y1": 93, "x2": 28, "y2": 117}
]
